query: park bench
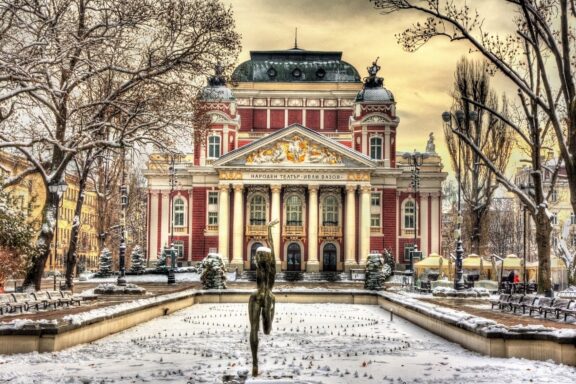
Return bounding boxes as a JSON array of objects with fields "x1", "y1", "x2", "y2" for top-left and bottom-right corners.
[
  {"x1": 0, "y1": 293, "x2": 25, "y2": 314},
  {"x1": 557, "y1": 300, "x2": 576, "y2": 321},
  {"x1": 47, "y1": 291, "x2": 71, "y2": 307},
  {"x1": 511, "y1": 295, "x2": 537, "y2": 314},
  {"x1": 527, "y1": 297, "x2": 553, "y2": 316},
  {"x1": 11, "y1": 293, "x2": 40, "y2": 312},
  {"x1": 542, "y1": 298, "x2": 573, "y2": 319},
  {"x1": 56, "y1": 291, "x2": 83, "y2": 306},
  {"x1": 501, "y1": 294, "x2": 524, "y2": 312},
  {"x1": 31, "y1": 291, "x2": 59, "y2": 310},
  {"x1": 490, "y1": 294, "x2": 510, "y2": 310}
]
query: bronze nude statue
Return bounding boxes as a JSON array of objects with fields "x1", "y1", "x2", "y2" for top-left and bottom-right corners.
[{"x1": 248, "y1": 219, "x2": 279, "y2": 376}]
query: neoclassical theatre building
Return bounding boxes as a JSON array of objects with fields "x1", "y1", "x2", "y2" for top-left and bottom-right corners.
[{"x1": 144, "y1": 47, "x2": 447, "y2": 272}]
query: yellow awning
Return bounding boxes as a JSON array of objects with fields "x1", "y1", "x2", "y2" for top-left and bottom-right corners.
[
  {"x1": 526, "y1": 256, "x2": 567, "y2": 270},
  {"x1": 462, "y1": 254, "x2": 491, "y2": 269},
  {"x1": 415, "y1": 253, "x2": 448, "y2": 270},
  {"x1": 502, "y1": 254, "x2": 523, "y2": 269}
]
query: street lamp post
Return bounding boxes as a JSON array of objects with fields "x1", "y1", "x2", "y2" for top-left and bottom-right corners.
[
  {"x1": 403, "y1": 150, "x2": 425, "y2": 285},
  {"x1": 442, "y1": 109, "x2": 477, "y2": 290},
  {"x1": 117, "y1": 183, "x2": 128, "y2": 286},
  {"x1": 49, "y1": 179, "x2": 68, "y2": 291},
  {"x1": 167, "y1": 156, "x2": 177, "y2": 285}
]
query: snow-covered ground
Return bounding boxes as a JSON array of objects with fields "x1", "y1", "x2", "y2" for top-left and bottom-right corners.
[{"x1": 0, "y1": 303, "x2": 575, "y2": 383}]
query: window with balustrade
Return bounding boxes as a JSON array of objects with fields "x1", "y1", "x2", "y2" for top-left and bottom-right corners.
[
  {"x1": 286, "y1": 195, "x2": 303, "y2": 226},
  {"x1": 173, "y1": 197, "x2": 185, "y2": 226},
  {"x1": 322, "y1": 195, "x2": 338, "y2": 226},
  {"x1": 249, "y1": 195, "x2": 267, "y2": 225}
]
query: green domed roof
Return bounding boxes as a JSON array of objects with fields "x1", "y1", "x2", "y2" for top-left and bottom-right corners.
[{"x1": 231, "y1": 48, "x2": 361, "y2": 83}]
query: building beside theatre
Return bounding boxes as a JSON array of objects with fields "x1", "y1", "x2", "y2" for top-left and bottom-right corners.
[{"x1": 144, "y1": 47, "x2": 447, "y2": 271}]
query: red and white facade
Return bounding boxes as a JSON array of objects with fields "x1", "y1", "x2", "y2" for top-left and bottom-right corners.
[{"x1": 144, "y1": 48, "x2": 446, "y2": 271}]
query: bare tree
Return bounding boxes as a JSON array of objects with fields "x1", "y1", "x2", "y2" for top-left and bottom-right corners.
[
  {"x1": 487, "y1": 197, "x2": 524, "y2": 258},
  {"x1": 0, "y1": 0, "x2": 240, "y2": 289},
  {"x1": 371, "y1": 0, "x2": 573, "y2": 294},
  {"x1": 445, "y1": 58, "x2": 513, "y2": 255}
]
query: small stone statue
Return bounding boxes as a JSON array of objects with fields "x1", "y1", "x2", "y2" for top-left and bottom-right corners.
[
  {"x1": 363, "y1": 57, "x2": 384, "y2": 88},
  {"x1": 426, "y1": 132, "x2": 436, "y2": 153},
  {"x1": 248, "y1": 219, "x2": 279, "y2": 377}
]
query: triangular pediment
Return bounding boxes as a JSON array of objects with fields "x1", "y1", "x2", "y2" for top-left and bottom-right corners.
[{"x1": 213, "y1": 124, "x2": 376, "y2": 169}]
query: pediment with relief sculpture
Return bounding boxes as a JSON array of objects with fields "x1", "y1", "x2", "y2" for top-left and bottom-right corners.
[{"x1": 213, "y1": 124, "x2": 375, "y2": 169}]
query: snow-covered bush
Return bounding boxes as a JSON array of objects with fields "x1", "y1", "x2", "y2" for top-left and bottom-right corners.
[
  {"x1": 155, "y1": 247, "x2": 169, "y2": 272},
  {"x1": 129, "y1": 245, "x2": 146, "y2": 274},
  {"x1": 95, "y1": 248, "x2": 113, "y2": 277},
  {"x1": 200, "y1": 253, "x2": 227, "y2": 289},
  {"x1": 383, "y1": 248, "x2": 395, "y2": 278},
  {"x1": 365, "y1": 253, "x2": 385, "y2": 290}
]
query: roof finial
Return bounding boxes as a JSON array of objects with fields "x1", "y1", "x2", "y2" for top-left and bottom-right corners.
[{"x1": 294, "y1": 27, "x2": 298, "y2": 49}]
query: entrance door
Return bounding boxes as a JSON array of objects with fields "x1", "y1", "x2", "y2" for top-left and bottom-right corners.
[
  {"x1": 250, "y1": 242, "x2": 262, "y2": 270},
  {"x1": 287, "y1": 243, "x2": 301, "y2": 271},
  {"x1": 323, "y1": 243, "x2": 337, "y2": 272}
]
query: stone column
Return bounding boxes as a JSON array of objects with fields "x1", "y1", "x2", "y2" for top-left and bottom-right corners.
[
  {"x1": 420, "y1": 192, "x2": 429, "y2": 257},
  {"x1": 270, "y1": 184, "x2": 282, "y2": 268},
  {"x1": 359, "y1": 185, "x2": 372, "y2": 266},
  {"x1": 149, "y1": 191, "x2": 159, "y2": 260},
  {"x1": 384, "y1": 127, "x2": 391, "y2": 167},
  {"x1": 218, "y1": 184, "x2": 230, "y2": 263},
  {"x1": 344, "y1": 184, "x2": 357, "y2": 270},
  {"x1": 307, "y1": 185, "x2": 320, "y2": 272},
  {"x1": 231, "y1": 184, "x2": 244, "y2": 271},
  {"x1": 161, "y1": 192, "x2": 170, "y2": 249}
]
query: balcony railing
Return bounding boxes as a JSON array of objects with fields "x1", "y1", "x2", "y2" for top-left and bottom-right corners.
[
  {"x1": 246, "y1": 225, "x2": 267, "y2": 236},
  {"x1": 403, "y1": 228, "x2": 415, "y2": 236},
  {"x1": 206, "y1": 224, "x2": 218, "y2": 232},
  {"x1": 174, "y1": 227, "x2": 187, "y2": 234},
  {"x1": 319, "y1": 225, "x2": 342, "y2": 237},
  {"x1": 283, "y1": 225, "x2": 304, "y2": 236}
]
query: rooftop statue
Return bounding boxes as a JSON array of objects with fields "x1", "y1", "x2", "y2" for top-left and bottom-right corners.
[
  {"x1": 364, "y1": 57, "x2": 384, "y2": 88},
  {"x1": 208, "y1": 62, "x2": 227, "y2": 87},
  {"x1": 249, "y1": 219, "x2": 279, "y2": 377},
  {"x1": 426, "y1": 132, "x2": 436, "y2": 153}
]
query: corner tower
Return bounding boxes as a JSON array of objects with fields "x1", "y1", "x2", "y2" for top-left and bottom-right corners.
[
  {"x1": 195, "y1": 64, "x2": 240, "y2": 166},
  {"x1": 350, "y1": 59, "x2": 399, "y2": 167}
]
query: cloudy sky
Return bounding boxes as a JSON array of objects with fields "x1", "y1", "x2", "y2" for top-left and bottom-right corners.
[{"x1": 225, "y1": 0, "x2": 522, "y2": 177}]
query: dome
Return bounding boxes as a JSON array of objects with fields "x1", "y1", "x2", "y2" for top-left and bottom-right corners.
[
  {"x1": 231, "y1": 49, "x2": 361, "y2": 83},
  {"x1": 201, "y1": 85, "x2": 234, "y2": 101},
  {"x1": 355, "y1": 58, "x2": 394, "y2": 102},
  {"x1": 356, "y1": 87, "x2": 394, "y2": 102}
]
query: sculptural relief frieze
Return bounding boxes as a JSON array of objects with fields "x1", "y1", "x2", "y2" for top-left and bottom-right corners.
[{"x1": 245, "y1": 134, "x2": 343, "y2": 165}]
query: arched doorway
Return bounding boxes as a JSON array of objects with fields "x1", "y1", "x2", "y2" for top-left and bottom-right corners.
[
  {"x1": 250, "y1": 242, "x2": 262, "y2": 271},
  {"x1": 287, "y1": 243, "x2": 301, "y2": 271},
  {"x1": 323, "y1": 243, "x2": 337, "y2": 272}
]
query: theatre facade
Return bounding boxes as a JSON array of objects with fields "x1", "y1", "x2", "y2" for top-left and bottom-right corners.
[{"x1": 144, "y1": 48, "x2": 447, "y2": 272}]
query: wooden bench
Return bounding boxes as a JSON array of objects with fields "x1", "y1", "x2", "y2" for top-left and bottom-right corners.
[
  {"x1": 490, "y1": 294, "x2": 510, "y2": 310},
  {"x1": 542, "y1": 298, "x2": 573, "y2": 319},
  {"x1": 47, "y1": 291, "x2": 71, "y2": 307},
  {"x1": 60, "y1": 291, "x2": 83, "y2": 306},
  {"x1": 511, "y1": 295, "x2": 537, "y2": 314},
  {"x1": 11, "y1": 293, "x2": 40, "y2": 312},
  {"x1": 0, "y1": 293, "x2": 25, "y2": 314},
  {"x1": 501, "y1": 294, "x2": 524, "y2": 312},
  {"x1": 527, "y1": 297, "x2": 552, "y2": 316},
  {"x1": 31, "y1": 291, "x2": 59, "y2": 310},
  {"x1": 558, "y1": 300, "x2": 576, "y2": 321}
]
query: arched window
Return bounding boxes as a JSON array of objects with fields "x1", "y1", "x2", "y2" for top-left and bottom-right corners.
[
  {"x1": 173, "y1": 197, "x2": 185, "y2": 226},
  {"x1": 404, "y1": 200, "x2": 415, "y2": 229},
  {"x1": 322, "y1": 196, "x2": 338, "y2": 226},
  {"x1": 208, "y1": 135, "x2": 221, "y2": 158},
  {"x1": 286, "y1": 196, "x2": 303, "y2": 226},
  {"x1": 370, "y1": 136, "x2": 383, "y2": 160},
  {"x1": 250, "y1": 195, "x2": 266, "y2": 225}
]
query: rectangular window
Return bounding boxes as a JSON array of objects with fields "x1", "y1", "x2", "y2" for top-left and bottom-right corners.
[
  {"x1": 371, "y1": 193, "x2": 380, "y2": 207},
  {"x1": 571, "y1": 213, "x2": 576, "y2": 225},
  {"x1": 403, "y1": 244, "x2": 414, "y2": 262},
  {"x1": 208, "y1": 212, "x2": 218, "y2": 225},
  {"x1": 173, "y1": 242, "x2": 184, "y2": 259},
  {"x1": 370, "y1": 213, "x2": 380, "y2": 228},
  {"x1": 208, "y1": 191, "x2": 218, "y2": 205}
]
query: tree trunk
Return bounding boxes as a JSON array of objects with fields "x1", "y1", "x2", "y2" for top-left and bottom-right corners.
[
  {"x1": 22, "y1": 188, "x2": 59, "y2": 291},
  {"x1": 534, "y1": 206, "x2": 553, "y2": 295}
]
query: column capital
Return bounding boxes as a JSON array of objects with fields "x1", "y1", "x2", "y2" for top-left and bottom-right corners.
[
  {"x1": 233, "y1": 183, "x2": 244, "y2": 193},
  {"x1": 271, "y1": 184, "x2": 282, "y2": 193},
  {"x1": 345, "y1": 184, "x2": 357, "y2": 193},
  {"x1": 360, "y1": 185, "x2": 372, "y2": 194},
  {"x1": 219, "y1": 184, "x2": 230, "y2": 192},
  {"x1": 308, "y1": 184, "x2": 319, "y2": 193}
]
